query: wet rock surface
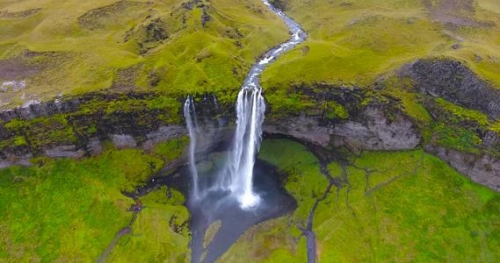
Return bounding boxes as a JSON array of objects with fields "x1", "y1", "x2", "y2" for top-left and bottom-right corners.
[{"x1": 264, "y1": 107, "x2": 421, "y2": 150}]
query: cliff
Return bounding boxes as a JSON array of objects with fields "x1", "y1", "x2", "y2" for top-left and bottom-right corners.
[{"x1": 0, "y1": 58, "x2": 498, "y2": 190}]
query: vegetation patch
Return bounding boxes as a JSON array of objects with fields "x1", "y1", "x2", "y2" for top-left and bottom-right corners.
[
  {"x1": 0, "y1": 0, "x2": 289, "y2": 108},
  {"x1": 431, "y1": 122, "x2": 482, "y2": 153},
  {"x1": 152, "y1": 136, "x2": 189, "y2": 162},
  {"x1": 324, "y1": 101, "x2": 349, "y2": 120},
  {"x1": 435, "y1": 98, "x2": 490, "y2": 126},
  {"x1": 204, "y1": 220, "x2": 222, "y2": 249},
  {"x1": 259, "y1": 139, "x2": 329, "y2": 221},
  {"x1": 0, "y1": 148, "x2": 172, "y2": 261},
  {"x1": 223, "y1": 139, "x2": 500, "y2": 262},
  {"x1": 78, "y1": 1, "x2": 152, "y2": 30},
  {"x1": 107, "y1": 186, "x2": 191, "y2": 262},
  {"x1": 261, "y1": 0, "x2": 500, "y2": 89}
]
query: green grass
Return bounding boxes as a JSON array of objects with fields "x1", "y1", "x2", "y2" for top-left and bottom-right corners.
[
  {"x1": 431, "y1": 97, "x2": 500, "y2": 137},
  {"x1": 431, "y1": 122, "x2": 483, "y2": 153},
  {"x1": 0, "y1": 145, "x2": 189, "y2": 262},
  {"x1": 218, "y1": 217, "x2": 301, "y2": 262},
  {"x1": 435, "y1": 98, "x2": 490, "y2": 126},
  {"x1": 491, "y1": 120, "x2": 500, "y2": 134},
  {"x1": 314, "y1": 151, "x2": 500, "y2": 262},
  {"x1": 383, "y1": 77, "x2": 432, "y2": 125},
  {"x1": 260, "y1": 0, "x2": 500, "y2": 89},
  {"x1": 107, "y1": 186, "x2": 191, "y2": 263},
  {"x1": 0, "y1": 0, "x2": 288, "y2": 108},
  {"x1": 222, "y1": 139, "x2": 500, "y2": 262},
  {"x1": 152, "y1": 136, "x2": 189, "y2": 163},
  {"x1": 324, "y1": 101, "x2": 349, "y2": 120},
  {"x1": 259, "y1": 139, "x2": 329, "y2": 221},
  {"x1": 423, "y1": 97, "x2": 500, "y2": 153}
]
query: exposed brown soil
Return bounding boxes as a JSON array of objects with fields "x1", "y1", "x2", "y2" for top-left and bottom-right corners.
[
  {"x1": 0, "y1": 8, "x2": 41, "y2": 18},
  {"x1": 423, "y1": 0, "x2": 495, "y2": 27},
  {"x1": 78, "y1": 0, "x2": 152, "y2": 30},
  {"x1": 0, "y1": 58, "x2": 39, "y2": 80}
]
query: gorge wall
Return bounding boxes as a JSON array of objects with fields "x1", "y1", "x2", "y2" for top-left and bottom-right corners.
[{"x1": 0, "y1": 58, "x2": 498, "y2": 191}]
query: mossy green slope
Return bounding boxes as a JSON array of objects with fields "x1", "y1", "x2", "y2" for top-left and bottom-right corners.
[
  {"x1": 262, "y1": 0, "x2": 500, "y2": 88},
  {"x1": 222, "y1": 139, "x2": 500, "y2": 262},
  {"x1": 107, "y1": 186, "x2": 191, "y2": 263},
  {"x1": 315, "y1": 151, "x2": 499, "y2": 262},
  {"x1": 0, "y1": 0, "x2": 288, "y2": 108},
  {"x1": 0, "y1": 141, "x2": 189, "y2": 262}
]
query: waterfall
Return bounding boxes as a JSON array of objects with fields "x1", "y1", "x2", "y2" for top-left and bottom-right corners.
[
  {"x1": 222, "y1": 88, "x2": 266, "y2": 208},
  {"x1": 183, "y1": 0, "x2": 306, "y2": 209},
  {"x1": 184, "y1": 95, "x2": 200, "y2": 200},
  {"x1": 220, "y1": 0, "x2": 306, "y2": 209}
]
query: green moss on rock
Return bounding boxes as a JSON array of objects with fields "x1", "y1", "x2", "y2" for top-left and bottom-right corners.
[{"x1": 435, "y1": 98, "x2": 490, "y2": 126}]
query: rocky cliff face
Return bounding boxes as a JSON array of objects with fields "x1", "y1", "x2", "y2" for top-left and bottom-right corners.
[
  {"x1": 401, "y1": 58, "x2": 500, "y2": 119},
  {"x1": 264, "y1": 87, "x2": 421, "y2": 151},
  {"x1": 0, "y1": 87, "x2": 421, "y2": 170},
  {"x1": 0, "y1": 58, "x2": 498, "y2": 192},
  {"x1": 265, "y1": 107, "x2": 421, "y2": 150},
  {"x1": 426, "y1": 144, "x2": 500, "y2": 191},
  {"x1": 401, "y1": 58, "x2": 500, "y2": 191},
  {"x1": 0, "y1": 92, "x2": 232, "y2": 168}
]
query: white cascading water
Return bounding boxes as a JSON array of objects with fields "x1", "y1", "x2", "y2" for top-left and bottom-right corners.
[
  {"x1": 184, "y1": 0, "x2": 306, "y2": 209},
  {"x1": 221, "y1": 0, "x2": 306, "y2": 209},
  {"x1": 183, "y1": 95, "x2": 200, "y2": 200},
  {"x1": 221, "y1": 88, "x2": 266, "y2": 208}
]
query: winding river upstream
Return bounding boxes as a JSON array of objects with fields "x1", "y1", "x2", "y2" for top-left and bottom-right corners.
[
  {"x1": 185, "y1": 0, "x2": 307, "y2": 207},
  {"x1": 217, "y1": 0, "x2": 307, "y2": 208},
  {"x1": 184, "y1": 1, "x2": 308, "y2": 262}
]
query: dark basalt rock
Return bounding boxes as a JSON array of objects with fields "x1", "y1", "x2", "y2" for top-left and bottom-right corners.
[
  {"x1": 0, "y1": 58, "x2": 498, "y2": 192},
  {"x1": 0, "y1": 98, "x2": 81, "y2": 122},
  {"x1": 201, "y1": 7, "x2": 211, "y2": 27},
  {"x1": 269, "y1": 0, "x2": 289, "y2": 11},
  {"x1": 0, "y1": 86, "x2": 420, "y2": 161},
  {"x1": 0, "y1": 92, "x2": 227, "y2": 166},
  {"x1": 401, "y1": 58, "x2": 500, "y2": 119}
]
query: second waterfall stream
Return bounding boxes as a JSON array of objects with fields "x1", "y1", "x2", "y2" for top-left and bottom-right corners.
[{"x1": 184, "y1": 0, "x2": 306, "y2": 209}]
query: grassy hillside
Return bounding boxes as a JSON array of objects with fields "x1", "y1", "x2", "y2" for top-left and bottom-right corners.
[
  {"x1": 0, "y1": 0, "x2": 288, "y2": 108},
  {"x1": 222, "y1": 139, "x2": 500, "y2": 262},
  {"x1": 0, "y1": 140, "x2": 189, "y2": 262},
  {"x1": 261, "y1": 0, "x2": 500, "y2": 88}
]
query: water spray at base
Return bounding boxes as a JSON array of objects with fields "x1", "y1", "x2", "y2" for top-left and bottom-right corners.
[{"x1": 183, "y1": 0, "x2": 306, "y2": 209}]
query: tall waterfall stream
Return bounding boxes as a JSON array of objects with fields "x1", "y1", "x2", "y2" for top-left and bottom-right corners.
[
  {"x1": 184, "y1": 0, "x2": 306, "y2": 208},
  {"x1": 182, "y1": 1, "x2": 307, "y2": 261}
]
